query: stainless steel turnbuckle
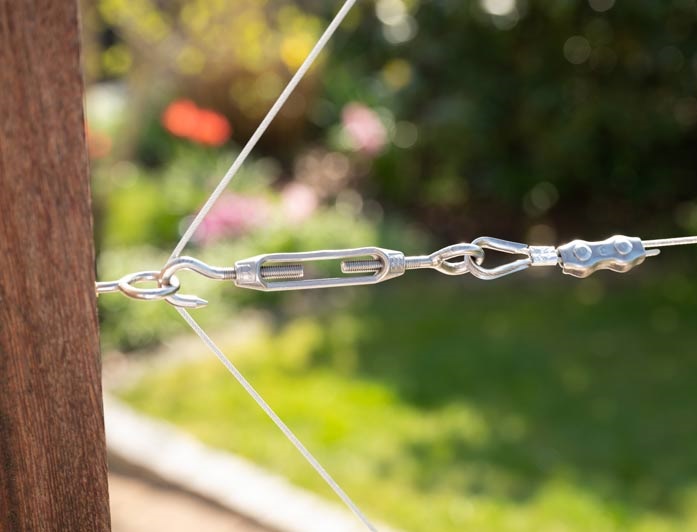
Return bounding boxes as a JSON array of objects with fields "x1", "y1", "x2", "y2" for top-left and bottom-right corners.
[{"x1": 96, "y1": 243, "x2": 485, "y2": 309}]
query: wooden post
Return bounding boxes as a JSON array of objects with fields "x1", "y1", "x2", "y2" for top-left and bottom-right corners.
[{"x1": 0, "y1": 0, "x2": 111, "y2": 530}]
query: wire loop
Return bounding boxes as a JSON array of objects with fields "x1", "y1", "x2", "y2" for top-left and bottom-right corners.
[
  {"x1": 430, "y1": 243, "x2": 485, "y2": 275},
  {"x1": 112, "y1": 270, "x2": 180, "y2": 301},
  {"x1": 464, "y1": 237, "x2": 534, "y2": 280}
]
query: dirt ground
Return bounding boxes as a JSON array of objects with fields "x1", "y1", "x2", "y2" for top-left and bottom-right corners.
[{"x1": 109, "y1": 470, "x2": 272, "y2": 532}]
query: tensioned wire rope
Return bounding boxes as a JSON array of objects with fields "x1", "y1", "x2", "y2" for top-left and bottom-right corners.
[{"x1": 162, "y1": 1, "x2": 378, "y2": 530}]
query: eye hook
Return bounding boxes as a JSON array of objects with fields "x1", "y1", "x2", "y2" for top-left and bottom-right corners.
[
  {"x1": 419, "y1": 243, "x2": 485, "y2": 276},
  {"x1": 116, "y1": 270, "x2": 182, "y2": 300}
]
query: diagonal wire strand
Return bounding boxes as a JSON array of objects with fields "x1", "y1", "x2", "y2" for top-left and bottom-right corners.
[
  {"x1": 168, "y1": 0, "x2": 358, "y2": 261},
  {"x1": 166, "y1": 2, "x2": 374, "y2": 527},
  {"x1": 175, "y1": 307, "x2": 377, "y2": 531}
]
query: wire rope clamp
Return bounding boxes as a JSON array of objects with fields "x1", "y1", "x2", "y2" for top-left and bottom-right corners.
[{"x1": 557, "y1": 235, "x2": 647, "y2": 278}]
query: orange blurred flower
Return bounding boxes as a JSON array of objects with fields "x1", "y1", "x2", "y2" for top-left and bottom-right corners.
[
  {"x1": 162, "y1": 99, "x2": 232, "y2": 146},
  {"x1": 162, "y1": 100, "x2": 199, "y2": 138}
]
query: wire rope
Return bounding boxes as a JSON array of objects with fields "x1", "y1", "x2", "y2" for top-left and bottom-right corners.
[
  {"x1": 176, "y1": 308, "x2": 377, "y2": 531},
  {"x1": 166, "y1": 2, "x2": 375, "y2": 528}
]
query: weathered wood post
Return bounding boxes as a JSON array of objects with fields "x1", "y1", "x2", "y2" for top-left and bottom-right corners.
[{"x1": 0, "y1": 0, "x2": 111, "y2": 530}]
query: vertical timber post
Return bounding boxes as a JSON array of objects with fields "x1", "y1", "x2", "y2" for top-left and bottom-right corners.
[{"x1": 0, "y1": 0, "x2": 111, "y2": 530}]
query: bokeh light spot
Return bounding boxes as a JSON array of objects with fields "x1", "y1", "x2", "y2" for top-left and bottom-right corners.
[
  {"x1": 526, "y1": 224, "x2": 557, "y2": 245},
  {"x1": 383, "y1": 16, "x2": 418, "y2": 44},
  {"x1": 524, "y1": 182, "x2": 559, "y2": 216},
  {"x1": 102, "y1": 44, "x2": 132, "y2": 76},
  {"x1": 382, "y1": 59, "x2": 413, "y2": 91},
  {"x1": 393, "y1": 121, "x2": 419, "y2": 149},
  {"x1": 480, "y1": 0, "x2": 517, "y2": 17},
  {"x1": 376, "y1": 0, "x2": 407, "y2": 26},
  {"x1": 564, "y1": 36, "x2": 592, "y2": 65},
  {"x1": 588, "y1": 0, "x2": 615, "y2": 13}
]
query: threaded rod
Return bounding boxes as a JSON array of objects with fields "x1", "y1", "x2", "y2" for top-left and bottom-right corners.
[
  {"x1": 341, "y1": 259, "x2": 383, "y2": 274},
  {"x1": 260, "y1": 264, "x2": 304, "y2": 280}
]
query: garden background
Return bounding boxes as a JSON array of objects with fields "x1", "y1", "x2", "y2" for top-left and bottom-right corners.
[{"x1": 85, "y1": 1, "x2": 697, "y2": 530}]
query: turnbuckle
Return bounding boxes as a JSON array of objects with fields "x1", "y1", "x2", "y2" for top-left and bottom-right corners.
[{"x1": 96, "y1": 244, "x2": 485, "y2": 309}]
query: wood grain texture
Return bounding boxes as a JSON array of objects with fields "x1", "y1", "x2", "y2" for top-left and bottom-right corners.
[{"x1": 0, "y1": 0, "x2": 111, "y2": 530}]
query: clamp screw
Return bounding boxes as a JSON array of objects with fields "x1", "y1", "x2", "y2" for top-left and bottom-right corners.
[
  {"x1": 613, "y1": 237, "x2": 633, "y2": 256},
  {"x1": 573, "y1": 244, "x2": 593, "y2": 261}
]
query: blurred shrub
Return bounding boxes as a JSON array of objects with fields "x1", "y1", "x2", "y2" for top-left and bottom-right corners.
[
  {"x1": 87, "y1": 0, "x2": 697, "y2": 350},
  {"x1": 84, "y1": 0, "x2": 324, "y2": 144},
  {"x1": 318, "y1": 0, "x2": 697, "y2": 240},
  {"x1": 85, "y1": 0, "x2": 697, "y2": 242}
]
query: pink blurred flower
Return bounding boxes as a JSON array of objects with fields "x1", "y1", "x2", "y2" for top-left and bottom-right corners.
[
  {"x1": 341, "y1": 103, "x2": 388, "y2": 156},
  {"x1": 194, "y1": 193, "x2": 270, "y2": 244},
  {"x1": 281, "y1": 182, "x2": 319, "y2": 222}
]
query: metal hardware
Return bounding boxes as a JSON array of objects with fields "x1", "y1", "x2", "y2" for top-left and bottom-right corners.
[
  {"x1": 233, "y1": 247, "x2": 403, "y2": 292},
  {"x1": 96, "y1": 271, "x2": 181, "y2": 301},
  {"x1": 158, "y1": 256, "x2": 305, "y2": 308},
  {"x1": 340, "y1": 243, "x2": 485, "y2": 276},
  {"x1": 156, "y1": 245, "x2": 484, "y2": 307},
  {"x1": 232, "y1": 244, "x2": 484, "y2": 291},
  {"x1": 95, "y1": 233, "x2": 697, "y2": 308},
  {"x1": 462, "y1": 234, "x2": 689, "y2": 280},
  {"x1": 95, "y1": 244, "x2": 485, "y2": 309},
  {"x1": 557, "y1": 236, "x2": 650, "y2": 278},
  {"x1": 462, "y1": 237, "x2": 558, "y2": 280}
]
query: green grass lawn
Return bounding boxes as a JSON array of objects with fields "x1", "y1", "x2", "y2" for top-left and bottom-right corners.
[{"x1": 120, "y1": 270, "x2": 697, "y2": 532}]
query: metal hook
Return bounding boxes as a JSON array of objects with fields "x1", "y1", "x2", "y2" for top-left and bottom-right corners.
[
  {"x1": 159, "y1": 256, "x2": 235, "y2": 309},
  {"x1": 159, "y1": 255, "x2": 307, "y2": 308},
  {"x1": 403, "y1": 243, "x2": 485, "y2": 276},
  {"x1": 339, "y1": 243, "x2": 484, "y2": 276}
]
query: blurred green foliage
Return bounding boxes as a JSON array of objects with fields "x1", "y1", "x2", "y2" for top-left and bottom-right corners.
[
  {"x1": 320, "y1": 0, "x2": 697, "y2": 239},
  {"x1": 84, "y1": 0, "x2": 697, "y2": 245},
  {"x1": 86, "y1": 0, "x2": 697, "y2": 350},
  {"x1": 94, "y1": 145, "x2": 424, "y2": 350},
  {"x1": 122, "y1": 275, "x2": 697, "y2": 532},
  {"x1": 88, "y1": 2, "x2": 697, "y2": 527}
]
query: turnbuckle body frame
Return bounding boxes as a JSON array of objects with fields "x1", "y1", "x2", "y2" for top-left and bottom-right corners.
[{"x1": 234, "y1": 247, "x2": 405, "y2": 292}]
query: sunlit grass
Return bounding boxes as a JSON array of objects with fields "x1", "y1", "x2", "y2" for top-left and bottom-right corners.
[{"x1": 121, "y1": 271, "x2": 697, "y2": 532}]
